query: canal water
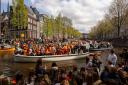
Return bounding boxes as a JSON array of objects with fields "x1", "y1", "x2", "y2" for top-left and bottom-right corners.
[
  {"x1": 0, "y1": 50, "x2": 113, "y2": 76},
  {"x1": 0, "y1": 56, "x2": 87, "y2": 76}
]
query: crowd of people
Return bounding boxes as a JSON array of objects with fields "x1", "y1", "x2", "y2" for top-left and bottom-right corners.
[
  {"x1": 13, "y1": 39, "x2": 112, "y2": 56},
  {"x1": 1, "y1": 48, "x2": 128, "y2": 85}
]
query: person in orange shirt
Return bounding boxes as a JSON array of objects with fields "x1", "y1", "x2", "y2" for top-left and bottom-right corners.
[
  {"x1": 62, "y1": 45, "x2": 66, "y2": 54},
  {"x1": 23, "y1": 48, "x2": 28, "y2": 55},
  {"x1": 36, "y1": 47, "x2": 41, "y2": 56},
  {"x1": 63, "y1": 44, "x2": 69, "y2": 54},
  {"x1": 56, "y1": 45, "x2": 62, "y2": 55},
  {"x1": 22, "y1": 44, "x2": 28, "y2": 55},
  {"x1": 45, "y1": 46, "x2": 50, "y2": 55},
  {"x1": 51, "y1": 45, "x2": 56, "y2": 55},
  {"x1": 34, "y1": 45, "x2": 41, "y2": 56},
  {"x1": 71, "y1": 44, "x2": 75, "y2": 54},
  {"x1": 67, "y1": 44, "x2": 71, "y2": 54},
  {"x1": 49, "y1": 46, "x2": 52, "y2": 54}
]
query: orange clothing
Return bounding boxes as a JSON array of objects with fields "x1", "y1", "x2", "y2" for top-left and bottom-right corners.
[
  {"x1": 49, "y1": 47, "x2": 52, "y2": 53},
  {"x1": 45, "y1": 48, "x2": 50, "y2": 54},
  {"x1": 71, "y1": 44, "x2": 74, "y2": 48},
  {"x1": 36, "y1": 48, "x2": 40, "y2": 55},
  {"x1": 63, "y1": 46, "x2": 68, "y2": 50},
  {"x1": 23, "y1": 49, "x2": 27, "y2": 55}
]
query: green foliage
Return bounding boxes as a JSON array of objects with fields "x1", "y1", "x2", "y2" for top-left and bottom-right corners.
[
  {"x1": 106, "y1": 0, "x2": 128, "y2": 37},
  {"x1": 89, "y1": 0, "x2": 128, "y2": 39},
  {"x1": 89, "y1": 19, "x2": 114, "y2": 39},
  {"x1": 42, "y1": 14, "x2": 81, "y2": 39},
  {"x1": 43, "y1": 16, "x2": 53, "y2": 37},
  {"x1": 11, "y1": 0, "x2": 28, "y2": 29}
]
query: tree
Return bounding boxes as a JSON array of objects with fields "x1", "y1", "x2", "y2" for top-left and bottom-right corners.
[
  {"x1": 55, "y1": 13, "x2": 63, "y2": 38},
  {"x1": 10, "y1": 0, "x2": 28, "y2": 38},
  {"x1": 89, "y1": 19, "x2": 113, "y2": 40},
  {"x1": 106, "y1": 0, "x2": 128, "y2": 37},
  {"x1": 41, "y1": 14, "x2": 81, "y2": 39},
  {"x1": 62, "y1": 16, "x2": 72, "y2": 38},
  {"x1": 11, "y1": 0, "x2": 28, "y2": 29},
  {"x1": 43, "y1": 16, "x2": 51, "y2": 37}
]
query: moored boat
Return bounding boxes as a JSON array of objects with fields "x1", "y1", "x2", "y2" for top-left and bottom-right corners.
[
  {"x1": 14, "y1": 52, "x2": 90, "y2": 62},
  {"x1": 0, "y1": 44, "x2": 15, "y2": 57},
  {"x1": 89, "y1": 47, "x2": 113, "y2": 51}
]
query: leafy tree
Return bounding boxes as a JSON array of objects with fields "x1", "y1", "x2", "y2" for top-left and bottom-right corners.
[
  {"x1": 89, "y1": 19, "x2": 113, "y2": 40},
  {"x1": 11, "y1": 0, "x2": 28, "y2": 29},
  {"x1": 106, "y1": 0, "x2": 128, "y2": 37},
  {"x1": 42, "y1": 14, "x2": 81, "y2": 39}
]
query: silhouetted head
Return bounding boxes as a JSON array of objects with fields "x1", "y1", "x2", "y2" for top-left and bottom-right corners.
[
  {"x1": 51, "y1": 62, "x2": 57, "y2": 67},
  {"x1": 85, "y1": 57, "x2": 90, "y2": 63},
  {"x1": 123, "y1": 48, "x2": 127, "y2": 52},
  {"x1": 110, "y1": 49, "x2": 114, "y2": 54},
  {"x1": 80, "y1": 67, "x2": 85, "y2": 72},
  {"x1": 73, "y1": 65, "x2": 77, "y2": 72},
  {"x1": 104, "y1": 66, "x2": 110, "y2": 72},
  {"x1": 36, "y1": 58, "x2": 42, "y2": 66}
]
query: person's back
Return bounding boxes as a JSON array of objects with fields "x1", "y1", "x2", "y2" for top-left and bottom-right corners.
[
  {"x1": 124, "y1": 52, "x2": 128, "y2": 60},
  {"x1": 107, "y1": 50, "x2": 117, "y2": 66},
  {"x1": 35, "y1": 66, "x2": 44, "y2": 76},
  {"x1": 123, "y1": 49, "x2": 128, "y2": 63},
  {"x1": 85, "y1": 57, "x2": 92, "y2": 70},
  {"x1": 92, "y1": 56, "x2": 102, "y2": 72},
  {"x1": 50, "y1": 67, "x2": 58, "y2": 84},
  {"x1": 86, "y1": 42, "x2": 90, "y2": 52},
  {"x1": 120, "y1": 49, "x2": 128, "y2": 61},
  {"x1": 108, "y1": 67, "x2": 122, "y2": 85},
  {"x1": 100, "y1": 66, "x2": 110, "y2": 82},
  {"x1": 50, "y1": 62, "x2": 58, "y2": 84},
  {"x1": 35, "y1": 59, "x2": 44, "y2": 77}
]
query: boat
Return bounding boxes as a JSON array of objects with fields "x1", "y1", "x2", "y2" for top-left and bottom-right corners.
[
  {"x1": 0, "y1": 44, "x2": 15, "y2": 57},
  {"x1": 14, "y1": 52, "x2": 90, "y2": 62},
  {"x1": 89, "y1": 47, "x2": 113, "y2": 51}
]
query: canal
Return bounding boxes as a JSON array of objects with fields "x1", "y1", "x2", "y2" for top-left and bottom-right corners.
[{"x1": 0, "y1": 49, "x2": 120, "y2": 77}]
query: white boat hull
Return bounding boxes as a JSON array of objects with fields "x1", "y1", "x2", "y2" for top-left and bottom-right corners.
[
  {"x1": 14, "y1": 53, "x2": 90, "y2": 62},
  {"x1": 90, "y1": 47, "x2": 113, "y2": 51}
]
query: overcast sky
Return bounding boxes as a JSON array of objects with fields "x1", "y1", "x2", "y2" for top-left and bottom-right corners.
[{"x1": 1, "y1": 0, "x2": 113, "y2": 33}]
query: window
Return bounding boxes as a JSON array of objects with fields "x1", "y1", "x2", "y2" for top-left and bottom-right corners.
[
  {"x1": 31, "y1": 25, "x2": 32, "y2": 29},
  {"x1": 28, "y1": 18, "x2": 30, "y2": 22},
  {"x1": 31, "y1": 19, "x2": 32, "y2": 23},
  {"x1": 28, "y1": 24, "x2": 31, "y2": 29}
]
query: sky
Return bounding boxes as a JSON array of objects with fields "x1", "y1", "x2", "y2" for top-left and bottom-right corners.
[{"x1": 1, "y1": 0, "x2": 113, "y2": 33}]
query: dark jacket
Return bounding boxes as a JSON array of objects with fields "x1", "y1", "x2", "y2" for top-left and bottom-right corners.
[
  {"x1": 120, "y1": 52, "x2": 128, "y2": 60},
  {"x1": 92, "y1": 59, "x2": 102, "y2": 68},
  {"x1": 100, "y1": 71, "x2": 110, "y2": 82}
]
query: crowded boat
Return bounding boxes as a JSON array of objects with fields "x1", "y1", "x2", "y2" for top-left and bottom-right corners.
[{"x1": 13, "y1": 39, "x2": 112, "y2": 56}]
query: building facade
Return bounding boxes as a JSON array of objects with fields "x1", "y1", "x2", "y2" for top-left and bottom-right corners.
[
  {"x1": 27, "y1": 6, "x2": 38, "y2": 39},
  {"x1": 1, "y1": 5, "x2": 44, "y2": 39},
  {"x1": 1, "y1": 12, "x2": 10, "y2": 39},
  {"x1": 82, "y1": 33, "x2": 88, "y2": 39}
]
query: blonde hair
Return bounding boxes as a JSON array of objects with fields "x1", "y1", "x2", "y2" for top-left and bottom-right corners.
[
  {"x1": 61, "y1": 80, "x2": 70, "y2": 85},
  {"x1": 43, "y1": 74, "x2": 51, "y2": 85}
]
